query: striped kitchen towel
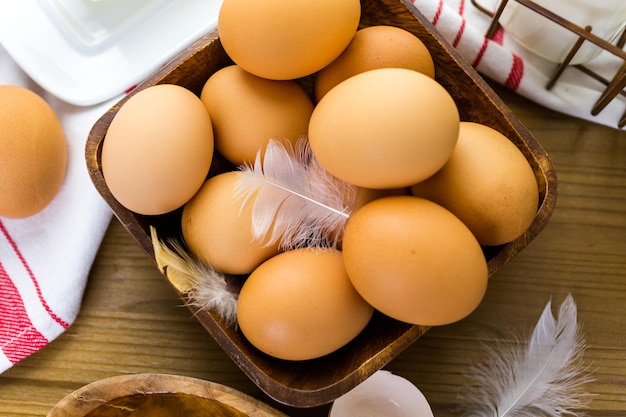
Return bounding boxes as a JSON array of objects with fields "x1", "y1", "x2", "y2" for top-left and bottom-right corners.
[
  {"x1": 412, "y1": 0, "x2": 625, "y2": 129},
  {"x1": 0, "y1": 44, "x2": 116, "y2": 373}
]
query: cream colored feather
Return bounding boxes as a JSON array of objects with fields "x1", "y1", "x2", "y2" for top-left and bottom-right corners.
[
  {"x1": 461, "y1": 293, "x2": 593, "y2": 417},
  {"x1": 234, "y1": 137, "x2": 357, "y2": 250},
  {"x1": 151, "y1": 226, "x2": 238, "y2": 326}
]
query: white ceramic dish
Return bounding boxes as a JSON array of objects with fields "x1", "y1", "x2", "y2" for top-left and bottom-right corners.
[{"x1": 0, "y1": 0, "x2": 222, "y2": 106}]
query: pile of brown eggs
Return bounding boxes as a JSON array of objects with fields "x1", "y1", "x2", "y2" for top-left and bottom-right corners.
[{"x1": 101, "y1": 0, "x2": 538, "y2": 361}]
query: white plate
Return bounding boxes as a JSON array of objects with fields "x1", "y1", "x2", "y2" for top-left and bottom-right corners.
[{"x1": 0, "y1": 0, "x2": 222, "y2": 106}]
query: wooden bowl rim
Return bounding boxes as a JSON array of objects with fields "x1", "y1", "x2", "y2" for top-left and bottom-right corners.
[{"x1": 46, "y1": 373, "x2": 288, "y2": 417}]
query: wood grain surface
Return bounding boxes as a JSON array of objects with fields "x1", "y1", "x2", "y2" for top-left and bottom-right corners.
[{"x1": 1, "y1": 83, "x2": 625, "y2": 417}]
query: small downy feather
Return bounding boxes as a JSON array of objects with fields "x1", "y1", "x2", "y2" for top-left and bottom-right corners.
[
  {"x1": 234, "y1": 137, "x2": 357, "y2": 250},
  {"x1": 460, "y1": 293, "x2": 593, "y2": 417},
  {"x1": 150, "y1": 226, "x2": 238, "y2": 326}
]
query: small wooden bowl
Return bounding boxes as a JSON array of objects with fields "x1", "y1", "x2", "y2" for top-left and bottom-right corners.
[
  {"x1": 85, "y1": 0, "x2": 557, "y2": 408},
  {"x1": 46, "y1": 374, "x2": 287, "y2": 417}
]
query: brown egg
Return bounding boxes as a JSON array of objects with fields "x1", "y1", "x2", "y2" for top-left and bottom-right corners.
[
  {"x1": 410, "y1": 122, "x2": 539, "y2": 246},
  {"x1": 342, "y1": 196, "x2": 488, "y2": 326},
  {"x1": 315, "y1": 25, "x2": 435, "y2": 101},
  {"x1": 334, "y1": 186, "x2": 409, "y2": 250},
  {"x1": 309, "y1": 68, "x2": 459, "y2": 189},
  {"x1": 101, "y1": 84, "x2": 214, "y2": 216},
  {"x1": 181, "y1": 171, "x2": 281, "y2": 275},
  {"x1": 0, "y1": 85, "x2": 67, "y2": 218},
  {"x1": 200, "y1": 65, "x2": 314, "y2": 165},
  {"x1": 218, "y1": 0, "x2": 361, "y2": 80},
  {"x1": 237, "y1": 248, "x2": 374, "y2": 360}
]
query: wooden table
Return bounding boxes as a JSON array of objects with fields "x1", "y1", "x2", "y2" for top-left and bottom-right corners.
[{"x1": 1, "y1": 85, "x2": 625, "y2": 417}]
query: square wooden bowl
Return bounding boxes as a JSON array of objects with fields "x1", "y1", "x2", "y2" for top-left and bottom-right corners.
[{"x1": 86, "y1": 0, "x2": 557, "y2": 408}]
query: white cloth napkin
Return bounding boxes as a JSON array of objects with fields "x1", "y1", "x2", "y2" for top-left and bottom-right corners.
[
  {"x1": 0, "y1": 43, "x2": 117, "y2": 372},
  {"x1": 412, "y1": 0, "x2": 626, "y2": 130}
]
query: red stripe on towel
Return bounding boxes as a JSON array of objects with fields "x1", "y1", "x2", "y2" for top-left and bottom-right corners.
[
  {"x1": 432, "y1": 0, "x2": 444, "y2": 25},
  {"x1": 472, "y1": 36, "x2": 490, "y2": 68},
  {"x1": 452, "y1": 18, "x2": 466, "y2": 47},
  {"x1": 0, "y1": 220, "x2": 69, "y2": 330},
  {"x1": 0, "y1": 263, "x2": 49, "y2": 363},
  {"x1": 491, "y1": 26, "x2": 505, "y2": 45},
  {"x1": 505, "y1": 54, "x2": 524, "y2": 91}
]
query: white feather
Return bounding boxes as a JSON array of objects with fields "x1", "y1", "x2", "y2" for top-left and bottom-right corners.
[
  {"x1": 151, "y1": 227, "x2": 238, "y2": 326},
  {"x1": 234, "y1": 137, "x2": 357, "y2": 250},
  {"x1": 461, "y1": 294, "x2": 593, "y2": 417}
]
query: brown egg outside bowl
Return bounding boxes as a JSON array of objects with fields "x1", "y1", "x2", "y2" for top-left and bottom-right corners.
[
  {"x1": 46, "y1": 374, "x2": 287, "y2": 417},
  {"x1": 85, "y1": 0, "x2": 557, "y2": 409}
]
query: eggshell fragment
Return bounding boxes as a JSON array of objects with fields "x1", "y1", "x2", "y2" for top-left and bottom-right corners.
[
  {"x1": 237, "y1": 248, "x2": 374, "y2": 361},
  {"x1": 329, "y1": 370, "x2": 434, "y2": 417},
  {"x1": 309, "y1": 68, "x2": 459, "y2": 189},
  {"x1": 200, "y1": 65, "x2": 314, "y2": 165},
  {"x1": 0, "y1": 85, "x2": 67, "y2": 218},
  {"x1": 218, "y1": 0, "x2": 361, "y2": 80},
  {"x1": 181, "y1": 171, "x2": 281, "y2": 275},
  {"x1": 315, "y1": 25, "x2": 435, "y2": 101},
  {"x1": 342, "y1": 196, "x2": 488, "y2": 326},
  {"x1": 410, "y1": 122, "x2": 539, "y2": 246},
  {"x1": 101, "y1": 84, "x2": 213, "y2": 215}
]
